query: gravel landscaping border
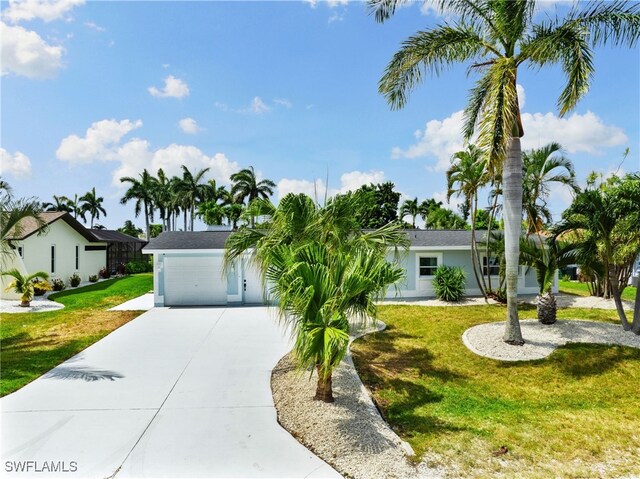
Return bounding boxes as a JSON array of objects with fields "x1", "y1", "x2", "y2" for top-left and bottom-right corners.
[
  {"x1": 0, "y1": 297, "x2": 64, "y2": 314},
  {"x1": 271, "y1": 320, "x2": 445, "y2": 479},
  {"x1": 463, "y1": 319, "x2": 640, "y2": 361}
]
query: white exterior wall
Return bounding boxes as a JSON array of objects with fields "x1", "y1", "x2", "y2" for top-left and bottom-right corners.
[{"x1": 14, "y1": 220, "x2": 106, "y2": 283}]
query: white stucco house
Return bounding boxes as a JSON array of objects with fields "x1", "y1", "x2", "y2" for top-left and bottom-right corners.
[
  {"x1": 4, "y1": 212, "x2": 147, "y2": 290},
  {"x1": 143, "y1": 229, "x2": 554, "y2": 307}
]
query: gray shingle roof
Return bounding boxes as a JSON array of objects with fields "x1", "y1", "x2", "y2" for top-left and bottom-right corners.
[
  {"x1": 404, "y1": 229, "x2": 487, "y2": 247},
  {"x1": 143, "y1": 231, "x2": 232, "y2": 251},
  {"x1": 143, "y1": 229, "x2": 486, "y2": 251}
]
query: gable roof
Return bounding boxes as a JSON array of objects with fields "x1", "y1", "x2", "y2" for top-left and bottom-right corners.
[
  {"x1": 91, "y1": 230, "x2": 147, "y2": 243},
  {"x1": 7, "y1": 212, "x2": 101, "y2": 242},
  {"x1": 143, "y1": 229, "x2": 489, "y2": 252}
]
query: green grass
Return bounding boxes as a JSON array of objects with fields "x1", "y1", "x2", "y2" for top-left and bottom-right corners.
[
  {"x1": 0, "y1": 274, "x2": 153, "y2": 396},
  {"x1": 559, "y1": 279, "x2": 637, "y2": 302},
  {"x1": 351, "y1": 304, "x2": 640, "y2": 479}
]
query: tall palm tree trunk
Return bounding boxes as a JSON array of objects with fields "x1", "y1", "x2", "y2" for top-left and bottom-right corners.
[
  {"x1": 183, "y1": 210, "x2": 188, "y2": 231},
  {"x1": 470, "y1": 195, "x2": 487, "y2": 299},
  {"x1": 485, "y1": 192, "x2": 499, "y2": 293},
  {"x1": 632, "y1": 283, "x2": 640, "y2": 334},
  {"x1": 144, "y1": 202, "x2": 151, "y2": 241},
  {"x1": 315, "y1": 365, "x2": 334, "y2": 403},
  {"x1": 503, "y1": 137, "x2": 524, "y2": 345},
  {"x1": 609, "y1": 266, "x2": 631, "y2": 330}
]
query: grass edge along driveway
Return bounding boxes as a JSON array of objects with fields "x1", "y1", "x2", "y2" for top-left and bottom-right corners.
[
  {"x1": 1, "y1": 274, "x2": 153, "y2": 396},
  {"x1": 352, "y1": 304, "x2": 639, "y2": 479}
]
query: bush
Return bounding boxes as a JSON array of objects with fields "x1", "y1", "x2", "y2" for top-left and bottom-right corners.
[
  {"x1": 89, "y1": 274, "x2": 99, "y2": 283},
  {"x1": 51, "y1": 278, "x2": 66, "y2": 292},
  {"x1": 116, "y1": 263, "x2": 126, "y2": 275},
  {"x1": 124, "y1": 261, "x2": 153, "y2": 275},
  {"x1": 433, "y1": 265, "x2": 466, "y2": 302},
  {"x1": 561, "y1": 274, "x2": 570, "y2": 282},
  {"x1": 99, "y1": 267, "x2": 111, "y2": 279},
  {"x1": 32, "y1": 279, "x2": 52, "y2": 296},
  {"x1": 69, "y1": 273, "x2": 81, "y2": 287}
]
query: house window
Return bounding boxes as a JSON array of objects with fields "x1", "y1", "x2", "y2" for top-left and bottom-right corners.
[
  {"x1": 75, "y1": 245, "x2": 79, "y2": 270},
  {"x1": 17, "y1": 246, "x2": 23, "y2": 258},
  {"x1": 51, "y1": 245, "x2": 56, "y2": 273},
  {"x1": 483, "y1": 256, "x2": 500, "y2": 276},
  {"x1": 418, "y1": 256, "x2": 438, "y2": 276}
]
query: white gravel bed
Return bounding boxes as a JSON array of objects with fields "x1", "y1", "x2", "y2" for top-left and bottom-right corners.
[
  {"x1": 519, "y1": 293, "x2": 635, "y2": 310},
  {"x1": 0, "y1": 296, "x2": 64, "y2": 314},
  {"x1": 381, "y1": 296, "x2": 497, "y2": 307},
  {"x1": 271, "y1": 321, "x2": 445, "y2": 479},
  {"x1": 463, "y1": 319, "x2": 640, "y2": 361}
]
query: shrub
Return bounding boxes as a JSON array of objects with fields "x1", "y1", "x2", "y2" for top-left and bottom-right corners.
[
  {"x1": 32, "y1": 279, "x2": 52, "y2": 296},
  {"x1": 69, "y1": 273, "x2": 81, "y2": 287},
  {"x1": 561, "y1": 274, "x2": 570, "y2": 282},
  {"x1": 51, "y1": 278, "x2": 66, "y2": 292},
  {"x1": 125, "y1": 261, "x2": 153, "y2": 275},
  {"x1": 89, "y1": 274, "x2": 99, "y2": 283},
  {"x1": 99, "y1": 267, "x2": 111, "y2": 279},
  {"x1": 433, "y1": 265, "x2": 466, "y2": 302},
  {"x1": 116, "y1": 263, "x2": 126, "y2": 275}
]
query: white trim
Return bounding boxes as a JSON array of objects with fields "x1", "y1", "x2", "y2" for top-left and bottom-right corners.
[
  {"x1": 409, "y1": 246, "x2": 470, "y2": 251},
  {"x1": 145, "y1": 249, "x2": 226, "y2": 255},
  {"x1": 416, "y1": 252, "x2": 443, "y2": 279}
]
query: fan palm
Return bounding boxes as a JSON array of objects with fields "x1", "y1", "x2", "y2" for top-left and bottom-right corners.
[
  {"x1": 399, "y1": 197, "x2": 420, "y2": 228},
  {"x1": 2, "y1": 269, "x2": 49, "y2": 307},
  {"x1": 120, "y1": 170, "x2": 158, "y2": 240},
  {"x1": 79, "y1": 187, "x2": 107, "y2": 229},
  {"x1": 447, "y1": 144, "x2": 490, "y2": 298},
  {"x1": 522, "y1": 143, "x2": 579, "y2": 235},
  {"x1": 225, "y1": 192, "x2": 408, "y2": 401},
  {"x1": 370, "y1": 0, "x2": 640, "y2": 345}
]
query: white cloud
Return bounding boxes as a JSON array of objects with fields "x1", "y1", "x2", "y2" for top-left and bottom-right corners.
[
  {"x1": 392, "y1": 108, "x2": 628, "y2": 172},
  {"x1": 277, "y1": 170, "x2": 385, "y2": 201},
  {"x1": 273, "y1": 98, "x2": 292, "y2": 109},
  {"x1": 0, "y1": 148, "x2": 32, "y2": 178},
  {"x1": 56, "y1": 119, "x2": 143, "y2": 164},
  {"x1": 2, "y1": 0, "x2": 84, "y2": 23},
  {"x1": 247, "y1": 96, "x2": 270, "y2": 114},
  {"x1": 328, "y1": 10, "x2": 345, "y2": 23},
  {"x1": 84, "y1": 21, "x2": 105, "y2": 32},
  {"x1": 178, "y1": 117, "x2": 201, "y2": 134},
  {"x1": 1, "y1": 22, "x2": 64, "y2": 78},
  {"x1": 521, "y1": 111, "x2": 627, "y2": 154},
  {"x1": 391, "y1": 110, "x2": 465, "y2": 172},
  {"x1": 516, "y1": 83, "x2": 526, "y2": 109},
  {"x1": 148, "y1": 75, "x2": 190, "y2": 99}
]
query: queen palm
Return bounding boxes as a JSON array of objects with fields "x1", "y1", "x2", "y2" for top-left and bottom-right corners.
[
  {"x1": 174, "y1": 165, "x2": 210, "y2": 231},
  {"x1": 79, "y1": 187, "x2": 106, "y2": 229},
  {"x1": 522, "y1": 142, "x2": 579, "y2": 236},
  {"x1": 230, "y1": 166, "x2": 276, "y2": 227},
  {"x1": 154, "y1": 168, "x2": 173, "y2": 232},
  {"x1": 447, "y1": 144, "x2": 490, "y2": 298},
  {"x1": 399, "y1": 197, "x2": 420, "y2": 228},
  {"x1": 371, "y1": 0, "x2": 640, "y2": 345},
  {"x1": 226, "y1": 193, "x2": 408, "y2": 401},
  {"x1": 120, "y1": 170, "x2": 157, "y2": 241}
]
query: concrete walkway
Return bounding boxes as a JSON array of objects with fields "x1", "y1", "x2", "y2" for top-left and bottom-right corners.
[
  {"x1": 108, "y1": 292, "x2": 155, "y2": 311},
  {"x1": 1, "y1": 307, "x2": 341, "y2": 479}
]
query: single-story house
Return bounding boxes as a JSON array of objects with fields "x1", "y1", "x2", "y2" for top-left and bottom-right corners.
[
  {"x1": 5, "y1": 212, "x2": 147, "y2": 283},
  {"x1": 143, "y1": 229, "x2": 555, "y2": 307},
  {"x1": 90, "y1": 229, "x2": 148, "y2": 274}
]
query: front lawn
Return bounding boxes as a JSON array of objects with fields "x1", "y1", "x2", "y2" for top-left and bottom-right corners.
[
  {"x1": 351, "y1": 305, "x2": 640, "y2": 479},
  {"x1": 0, "y1": 274, "x2": 153, "y2": 396},
  {"x1": 559, "y1": 279, "x2": 637, "y2": 302}
]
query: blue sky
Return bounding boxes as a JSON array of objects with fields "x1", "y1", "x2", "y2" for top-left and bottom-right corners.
[{"x1": 2, "y1": 0, "x2": 639, "y2": 231}]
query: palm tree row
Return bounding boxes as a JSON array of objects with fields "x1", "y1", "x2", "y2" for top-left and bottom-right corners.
[
  {"x1": 119, "y1": 165, "x2": 276, "y2": 240},
  {"x1": 41, "y1": 190, "x2": 106, "y2": 228}
]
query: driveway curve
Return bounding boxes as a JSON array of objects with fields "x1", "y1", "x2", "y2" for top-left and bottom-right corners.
[{"x1": 1, "y1": 307, "x2": 341, "y2": 479}]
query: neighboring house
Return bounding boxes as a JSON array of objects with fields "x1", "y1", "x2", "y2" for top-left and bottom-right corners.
[
  {"x1": 6, "y1": 212, "x2": 147, "y2": 283},
  {"x1": 91, "y1": 229, "x2": 148, "y2": 274},
  {"x1": 143, "y1": 229, "x2": 554, "y2": 307}
]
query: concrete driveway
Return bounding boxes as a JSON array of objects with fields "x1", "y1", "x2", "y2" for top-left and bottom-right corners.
[{"x1": 1, "y1": 307, "x2": 341, "y2": 479}]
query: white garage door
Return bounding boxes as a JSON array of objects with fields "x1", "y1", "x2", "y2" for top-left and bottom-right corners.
[{"x1": 164, "y1": 256, "x2": 227, "y2": 306}]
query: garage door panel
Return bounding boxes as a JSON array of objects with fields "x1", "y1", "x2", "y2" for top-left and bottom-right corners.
[{"x1": 164, "y1": 256, "x2": 227, "y2": 306}]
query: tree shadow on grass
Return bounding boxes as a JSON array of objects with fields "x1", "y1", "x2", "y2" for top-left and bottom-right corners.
[{"x1": 551, "y1": 343, "x2": 640, "y2": 378}]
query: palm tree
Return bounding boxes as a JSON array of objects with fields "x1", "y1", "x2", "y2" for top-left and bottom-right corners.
[
  {"x1": 371, "y1": 0, "x2": 640, "y2": 345},
  {"x1": 399, "y1": 197, "x2": 420, "y2": 228},
  {"x1": 2, "y1": 269, "x2": 49, "y2": 307},
  {"x1": 154, "y1": 168, "x2": 173, "y2": 232},
  {"x1": 0, "y1": 177, "x2": 12, "y2": 199},
  {"x1": 174, "y1": 165, "x2": 210, "y2": 231},
  {"x1": 1, "y1": 197, "x2": 45, "y2": 265},
  {"x1": 79, "y1": 187, "x2": 106, "y2": 229},
  {"x1": 42, "y1": 195, "x2": 73, "y2": 213},
  {"x1": 118, "y1": 220, "x2": 143, "y2": 238},
  {"x1": 447, "y1": 144, "x2": 490, "y2": 298},
  {"x1": 418, "y1": 198, "x2": 442, "y2": 229},
  {"x1": 520, "y1": 238, "x2": 574, "y2": 324},
  {"x1": 522, "y1": 142, "x2": 579, "y2": 236},
  {"x1": 230, "y1": 166, "x2": 276, "y2": 226},
  {"x1": 225, "y1": 192, "x2": 408, "y2": 401},
  {"x1": 120, "y1": 170, "x2": 157, "y2": 241}
]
